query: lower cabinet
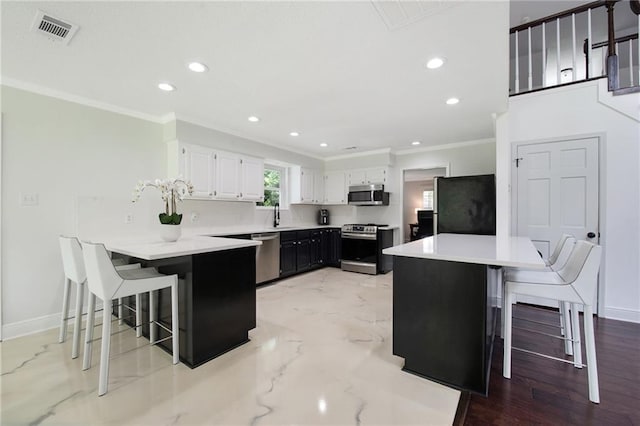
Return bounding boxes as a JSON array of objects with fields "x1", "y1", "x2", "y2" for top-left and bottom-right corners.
[
  {"x1": 280, "y1": 232, "x2": 298, "y2": 277},
  {"x1": 280, "y1": 228, "x2": 341, "y2": 278},
  {"x1": 296, "y1": 232, "x2": 311, "y2": 272}
]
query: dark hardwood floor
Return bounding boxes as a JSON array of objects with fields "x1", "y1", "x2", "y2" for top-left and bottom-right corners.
[{"x1": 462, "y1": 304, "x2": 640, "y2": 425}]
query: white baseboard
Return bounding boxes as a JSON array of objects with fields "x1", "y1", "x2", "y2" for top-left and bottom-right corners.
[
  {"x1": 1, "y1": 302, "x2": 105, "y2": 341},
  {"x1": 602, "y1": 306, "x2": 640, "y2": 323}
]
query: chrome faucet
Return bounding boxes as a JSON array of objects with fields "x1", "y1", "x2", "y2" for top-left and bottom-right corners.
[{"x1": 273, "y1": 203, "x2": 280, "y2": 227}]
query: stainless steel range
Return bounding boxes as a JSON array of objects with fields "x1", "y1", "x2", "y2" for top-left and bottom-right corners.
[{"x1": 341, "y1": 224, "x2": 394, "y2": 275}]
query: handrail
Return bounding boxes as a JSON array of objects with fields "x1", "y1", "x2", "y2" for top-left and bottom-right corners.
[
  {"x1": 593, "y1": 33, "x2": 638, "y2": 49},
  {"x1": 509, "y1": 0, "x2": 638, "y2": 95},
  {"x1": 510, "y1": 0, "x2": 611, "y2": 33}
]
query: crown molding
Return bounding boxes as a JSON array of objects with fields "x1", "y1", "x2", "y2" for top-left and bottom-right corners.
[
  {"x1": 1, "y1": 77, "x2": 164, "y2": 123},
  {"x1": 394, "y1": 138, "x2": 495, "y2": 156},
  {"x1": 323, "y1": 147, "x2": 393, "y2": 161},
  {"x1": 172, "y1": 113, "x2": 325, "y2": 161}
]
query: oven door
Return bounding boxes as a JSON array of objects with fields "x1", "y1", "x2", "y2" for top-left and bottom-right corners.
[{"x1": 341, "y1": 233, "x2": 378, "y2": 274}]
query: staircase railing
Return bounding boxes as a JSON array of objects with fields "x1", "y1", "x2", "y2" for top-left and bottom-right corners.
[{"x1": 509, "y1": 0, "x2": 639, "y2": 96}]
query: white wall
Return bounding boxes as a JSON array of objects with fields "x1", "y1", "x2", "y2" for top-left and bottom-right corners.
[
  {"x1": 324, "y1": 141, "x2": 497, "y2": 243},
  {"x1": 0, "y1": 87, "x2": 327, "y2": 339},
  {"x1": 507, "y1": 79, "x2": 640, "y2": 322},
  {"x1": 1, "y1": 86, "x2": 165, "y2": 337}
]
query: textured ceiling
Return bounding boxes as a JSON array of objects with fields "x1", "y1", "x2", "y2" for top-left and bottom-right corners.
[{"x1": 2, "y1": 1, "x2": 510, "y2": 158}]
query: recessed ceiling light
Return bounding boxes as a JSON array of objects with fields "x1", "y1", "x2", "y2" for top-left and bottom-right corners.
[
  {"x1": 320, "y1": 143, "x2": 328, "y2": 147},
  {"x1": 426, "y1": 57, "x2": 445, "y2": 69},
  {"x1": 446, "y1": 97, "x2": 460, "y2": 105},
  {"x1": 187, "y1": 62, "x2": 208, "y2": 73},
  {"x1": 289, "y1": 131, "x2": 299, "y2": 137},
  {"x1": 158, "y1": 82, "x2": 176, "y2": 92},
  {"x1": 248, "y1": 116, "x2": 260, "y2": 122},
  {"x1": 412, "y1": 141, "x2": 421, "y2": 146}
]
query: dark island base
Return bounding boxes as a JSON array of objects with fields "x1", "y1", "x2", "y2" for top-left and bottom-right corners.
[
  {"x1": 392, "y1": 256, "x2": 497, "y2": 396},
  {"x1": 116, "y1": 246, "x2": 256, "y2": 368}
]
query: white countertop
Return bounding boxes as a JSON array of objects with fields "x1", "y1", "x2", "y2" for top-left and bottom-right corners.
[
  {"x1": 104, "y1": 235, "x2": 261, "y2": 260},
  {"x1": 101, "y1": 223, "x2": 399, "y2": 261},
  {"x1": 382, "y1": 233, "x2": 545, "y2": 269}
]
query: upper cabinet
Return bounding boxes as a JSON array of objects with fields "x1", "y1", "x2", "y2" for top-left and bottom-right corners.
[
  {"x1": 168, "y1": 141, "x2": 264, "y2": 202},
  {"x1": 183, "y1": 143, "x2": 216, "y2": 198},
  {"x1": 291, "y1": 167, "x2": 323, "y2": 204},
  {"x1": 215, "y1": 151, "x2": 241, "y2": 200},
  {"x1": 323, "y1": 170, "x2": 346, "y2": 204},
  {"x1": 348, "y1": 167, "x2": 388, "y2": 186},
  {"x1": 240, "y1": 156, "x2": 265, "y2": 201}
]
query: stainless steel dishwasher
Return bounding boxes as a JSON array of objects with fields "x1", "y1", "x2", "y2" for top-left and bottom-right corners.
[{"x1": 251, "y1": 232, "x2": 280, "y2": 285}]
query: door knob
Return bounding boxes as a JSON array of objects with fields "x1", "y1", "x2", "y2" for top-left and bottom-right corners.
[{"x1": 587, "y1": 232, "x2": 596, "y2": 238}]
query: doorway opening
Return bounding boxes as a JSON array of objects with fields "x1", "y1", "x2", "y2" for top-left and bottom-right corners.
[{"x1": 402, "y1": 168, "x2": 447, "y2": 243}]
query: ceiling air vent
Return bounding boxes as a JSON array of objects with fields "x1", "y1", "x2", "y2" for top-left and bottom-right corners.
[
  {"x1": 31, "y1": 10, "x2": 79, "y2": 45},
  {"x1": 344, "y1": 146, "x2": 358, "y2": 151}
]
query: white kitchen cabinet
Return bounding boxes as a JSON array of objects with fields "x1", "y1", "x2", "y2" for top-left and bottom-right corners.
[
  {"x1": 182, "y1": 143, "x2": 216, "y2": 198},
  {"x1": 167, "y1": 141, "x2": 263, "y2": 202},
  {"x1": 348, "y1": 167, "x2": 388, "y2": 186},
  {"x1": 215, "y1": 151, "x2": 264, "y2": 201},
  {"x1": 323, "y1": 171, "x2": 346, "y2": 204},
  {"x1": 215, "y1": 151, "x2": 241, "y2": 200},
  {"x1": 313, "y1": 170, "x2": 324, "y2": 204},
  {"x1": 291, "y1": 167, "x2": 323, "y2": 204},
  {"x1": 240, "y1": 155, "x2": 264, "y2": 201}
]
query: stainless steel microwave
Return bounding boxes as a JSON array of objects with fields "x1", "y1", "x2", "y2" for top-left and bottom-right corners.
[{"x1": 347, "y1": 184, "x2": 390, "y2": 206}]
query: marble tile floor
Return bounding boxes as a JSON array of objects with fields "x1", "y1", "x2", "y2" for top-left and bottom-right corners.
[{"x1": 1, "y1": 268, "x2": 460, "y2": 425}]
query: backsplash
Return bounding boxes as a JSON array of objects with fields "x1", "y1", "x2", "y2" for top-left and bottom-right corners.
[{"x1": 76, "y1": 195, "x2": 361, "y2": 240}]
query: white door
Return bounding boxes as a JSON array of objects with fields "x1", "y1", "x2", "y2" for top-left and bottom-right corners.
[{"x1": 514, "y1": 136, "x2": 600, "y2": 306}]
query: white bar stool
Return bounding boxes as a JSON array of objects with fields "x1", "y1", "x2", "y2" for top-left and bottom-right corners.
[
  {"x1": 58, "y1": 236, "x2": 140, "y2": 359},
  {"x1": 501, "y1": 234, "x2": 577, "y2": 358},
  {"x1": 503, "y1": 240, "x2": 602, "y2": 403},
  {"x1": 81, "y1": 241, "x2": 179, "y2": 396}
]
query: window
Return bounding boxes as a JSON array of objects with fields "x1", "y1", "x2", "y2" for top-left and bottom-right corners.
[
  {"x1": 423, "y1": 190, "x2": 434, "y2": 210},
  {"x1": 257, "y1": 164, "x2": 286, "y2": 207}
]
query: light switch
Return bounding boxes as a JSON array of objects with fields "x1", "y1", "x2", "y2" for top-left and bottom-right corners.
[{"x1": 20, "y1": 193, "x2": 39, "y2": 206}]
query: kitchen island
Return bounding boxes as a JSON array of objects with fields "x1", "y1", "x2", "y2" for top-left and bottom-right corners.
[
  {"x1": 383, "y1": 233, "x2": 544, "y2": 395},
  {"x1": 105, "y1": 236, "x2": 261, "y2": 368}
]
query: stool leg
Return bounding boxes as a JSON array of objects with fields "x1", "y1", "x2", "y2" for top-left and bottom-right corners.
[
  {"x1": 135, "y1": 294, "x2": 142, "y2": 338},
  {"x1": 118, "y1": 297, "x2": 124, "y2": 325},
  {"x1": 503, "y1": 288, "x2": 514, "y2": 379},
  {"x1": 498, "y1": 269, "x2": 504, "y2": 339},
  {"x1": 571, "y1": 303, "x2": 583, "y2": 368},
  {"x1": 561, "y1": 301, "x2": 574, "y2": 356},
  {"x1": 583, "y1": 304, "x2": 599, "y2": 403},
  {"x1": 71, "y1": 280, "x2": 85, "y2": 359},
  {"x1": 83, "y1": 293, "x2": 96, "y2": 370},
  {"x1": 98, "y1": 299, "x2": 112, "y2": 396},
  {"x1": 59, "y1": 278, "x2": 72, "y2": 343},
  {"x1": 500, "y1": 273, "x2": 506, "y2": 339},
  {"x1": 149, "y1": 291, "x2": 156, "y2": 345},
  {"x1": 171, "y1": 282, "x2": 179, "y2": 365}
]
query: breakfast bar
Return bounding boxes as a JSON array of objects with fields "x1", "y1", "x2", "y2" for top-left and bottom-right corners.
[
  {"x1": 105, "y1": 235, "x2": 261, "y2": 368},
  {"x1": 383, "y1": 233, "x2": 544, "y2": 395}
]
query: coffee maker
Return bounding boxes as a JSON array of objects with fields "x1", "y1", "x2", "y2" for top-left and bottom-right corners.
[{"x1": 318, "y1": 209, "x2": 329, "y2": 225}]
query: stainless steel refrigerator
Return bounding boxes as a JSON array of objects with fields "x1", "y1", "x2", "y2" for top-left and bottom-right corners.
[{"x1": 433, "y1": 174, "x2": 496, "y2": 235}]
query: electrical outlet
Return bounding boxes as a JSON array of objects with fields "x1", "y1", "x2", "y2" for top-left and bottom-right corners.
[
  {"x1": 20, "y1": 193, "x2": 39, "y2": 206},
  {"x1": 125, "y1": 214, "x2": 134, "y2": 224},
  {"x1": 190, "y1": 212, "x2": 199, "y2": 223}
]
